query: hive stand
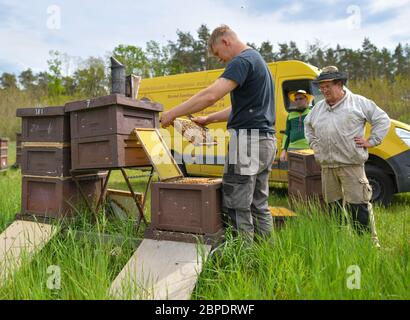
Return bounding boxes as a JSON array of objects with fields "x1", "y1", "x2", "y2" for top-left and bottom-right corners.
[
  {"x1": 71, "y1": 166, "x2": 154, "y2": 232},
  {"x1": 0, "y1": 220, "x2": 56, "y2": 285}
]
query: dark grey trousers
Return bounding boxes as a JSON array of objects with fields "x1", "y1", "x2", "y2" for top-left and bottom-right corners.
[{"x1": 222, "y1": 131, "x2": 276, "y2": 240}]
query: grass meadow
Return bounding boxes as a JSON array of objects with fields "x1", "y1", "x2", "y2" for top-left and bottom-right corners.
[{"x1": 0, "y1": 142, "x2": 409, "y2": 300}]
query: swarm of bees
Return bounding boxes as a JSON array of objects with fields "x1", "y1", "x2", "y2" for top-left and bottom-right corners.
[{"x1": 173, "y1": 118, "x2": 216, "y2": 146}]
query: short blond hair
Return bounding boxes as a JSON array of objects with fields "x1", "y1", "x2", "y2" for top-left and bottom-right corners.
[{"x1": 208, "y1": 25, "x2": 236, "y2": 55}]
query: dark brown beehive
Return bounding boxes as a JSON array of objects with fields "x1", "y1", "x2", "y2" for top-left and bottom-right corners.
[
  {"x1": 20, "y1": 172, "x2": 107, "y2": 219},
  {"x1": 65, "y1": 94, "x2": 162, "y2": 139},
  {"x1": 0, "y1": 137, "x2": 8, "y2": 149},
  {"x1": 21, "y1": 145, "x2": 71, "y2": 177},
  {"x1": 0, "y1": 138, "x2": 8, "y2": 169},
  {"x1": 0, "y1": 156, "x2": 7, "y2": 169},
  {"x1": 288, "y1": 171, "x2": 323, "y2": 201},
  {"x1": 288, "y1": 150, "x2": 321, "y2": 177},
  {"x1": 65, "y1": 94, "x2": 162, "y2": 170},
  {"x1": 150, "y1": 178, "x2": 223, "y2": 235},
  {"x1": 70, "y1": 134, "x2": 150, "y2": 170},
  {"x1": 16, "y1": 106, "x2": 69, "y2": 142}
]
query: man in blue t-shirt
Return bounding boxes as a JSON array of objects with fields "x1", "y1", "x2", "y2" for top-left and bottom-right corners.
[{"x1": 161, "y1": 25, "x2": 276, "y2": 241}]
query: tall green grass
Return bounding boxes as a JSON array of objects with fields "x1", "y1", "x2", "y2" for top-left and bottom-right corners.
[
  {"x1": 194, "y1": 200, "x2": 409, "y2": 300},
  {"x1": 0, "y1": 169, "x2": 149, "y2": 300},
  {"x1": 0, "y1": 169, "x2": 408, "y2": 299},
  {"x1": 0, "y1": 142, "x2": 20, "y2": 232}
]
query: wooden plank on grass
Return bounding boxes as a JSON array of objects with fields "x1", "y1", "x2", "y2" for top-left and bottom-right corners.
[
  {"x1": 0, "y1": 220, "x2": 56, "y2": 283},
  {"x1": 110, "y1": 239, "x2": 211, "y2": 300}
]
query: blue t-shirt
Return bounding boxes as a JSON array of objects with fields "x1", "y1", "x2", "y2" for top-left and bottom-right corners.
[{"x1": 221, "y1": 49, "x2": 275, "y2": 133}]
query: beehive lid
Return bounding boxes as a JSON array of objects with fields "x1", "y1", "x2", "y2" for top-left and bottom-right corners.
[
  {"x1": 16, "y1": 106, "x2": 65, "y2": 117},
  {"x1": 289, "y1": 149, "x2": 314, "y2": 155},
  {"x1": 133, "y1": 128, "x2": 184, "y2": 181},
  {"x1": 65, "y1": 94, "x2": 163, "y2": 113}
]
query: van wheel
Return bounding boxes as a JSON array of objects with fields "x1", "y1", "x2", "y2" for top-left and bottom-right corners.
[{"x1": 365, "y1": 164, "x2": 395, "y2": 207}]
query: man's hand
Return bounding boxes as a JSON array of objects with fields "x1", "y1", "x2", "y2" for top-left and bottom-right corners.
[
  {"x1": 192, "y1": 116, "x2": 209, "y2": 126},
  {"x1": 280, "y1": 150, "x2": 287, "y2": 162},
  {"x1": 160, "y1": 111, "x2": 175, "y2": 128},
  {"x1": 354, "y1": 136, "x2": 373, "y2": 148}
]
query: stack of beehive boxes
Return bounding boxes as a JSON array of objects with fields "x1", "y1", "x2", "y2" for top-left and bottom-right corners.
[
  {"x1": 287, "y1": 150, "x2": 323, "y2": 202},
  {"x1": 16, "y1": 106, "x2": 106, "y2": 219},
  {"x1": 16, "y1": 94, "x2": 163, "y2": 220},
  {"x1": 0, "y1": 137, "x2": 8, "y2": 170}
]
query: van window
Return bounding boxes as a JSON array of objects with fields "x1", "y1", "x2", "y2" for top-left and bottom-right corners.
[{"x1": 282, "y1": 79, "x2": 323, "y2": 112}]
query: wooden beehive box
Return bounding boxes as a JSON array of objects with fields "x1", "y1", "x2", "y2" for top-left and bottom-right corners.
[
  {"x1": 288, "y1": 149, "x2": 321, "y2": 177},
  {"x1": 65, "y1": 94, "x2": 162, "y2": 139},
  {"x1": 65, "y1": 94, "x2": 163, "y2": 170},
  {"x1": 288, "y1": 171, "x2": 323, "y2": 201},
  {"x1": 0, "y1": 137, "x2": 8, "y2": 169},
  {"x1": 151, "y1": 178, "x2": 223, "y2": 235},
  {"x1": 21, "y1": 145, "x2": 71, "y2": 177},
  {"x1": 70, "y1": 133, "x2": 151, "y2": 170},
  {"x1": 20, "y1": 173, "x2": 107, "y2": 219},
  {"x1": 16, "y1": 107, "x2": 69, "y2": 142},
  {"x1": 133, "y1": 128, "x2": 223, "y2": 236},
  {"x1": 0, "y1": 155, "x2": 7, "y2": 170},
  {"x1": 0, "y1": 137, "x2": 8, "y2": 150}
]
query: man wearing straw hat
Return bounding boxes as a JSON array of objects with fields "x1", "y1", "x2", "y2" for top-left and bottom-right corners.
[
  {"x1": 280, "y1": 90, "x2": 313, "y2": 162},
  {"x1": 304, "y1": 66, "x2": 390, "y2": 247}
]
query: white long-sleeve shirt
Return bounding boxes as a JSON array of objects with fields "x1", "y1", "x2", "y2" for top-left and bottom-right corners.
[{"x1": 304, "y1": 88, "x2": 391, "y2": 168}]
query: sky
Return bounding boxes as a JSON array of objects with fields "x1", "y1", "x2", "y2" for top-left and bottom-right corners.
[{"x1": 0, "y1": 0, "x2": 409, "y2": 75}]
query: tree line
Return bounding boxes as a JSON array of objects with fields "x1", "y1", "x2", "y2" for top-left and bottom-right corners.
[{"x1": 1, "y1": 24, "x2": 410, "y2": 100}]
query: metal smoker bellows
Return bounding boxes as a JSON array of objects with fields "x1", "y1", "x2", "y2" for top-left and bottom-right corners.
[{"x1": 111, "y1": 57, "x2": 126, "y2": 95}]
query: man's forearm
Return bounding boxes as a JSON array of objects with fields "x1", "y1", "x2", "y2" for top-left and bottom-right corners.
[
  {"x1": 170, "y1": 89, "x2": 217, "y2": 119},
  {"x1": 207, "y1": 107, "x2": 232, "y2": 123}
]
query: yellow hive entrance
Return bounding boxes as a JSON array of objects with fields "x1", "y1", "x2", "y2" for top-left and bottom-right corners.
[{"x1": 133, "y1": 128, "x2": 184, "y2": 181}]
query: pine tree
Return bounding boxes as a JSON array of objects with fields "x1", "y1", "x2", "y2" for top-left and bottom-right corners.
[
  {"x1": 18, "y1": 69, "x2": 36, "y2": 90},
  {"x1": 0, "y1": 73, "x2": 18, "y2": 89}
]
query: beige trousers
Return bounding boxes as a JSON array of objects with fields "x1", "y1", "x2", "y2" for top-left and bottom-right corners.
[{"x1": 321, "y1": 165, "x2": 380, "y2": 246}]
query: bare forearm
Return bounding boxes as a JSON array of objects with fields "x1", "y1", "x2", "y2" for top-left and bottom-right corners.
[
  {"x1": 207, "y1": 107, "x2": 232, "y2": 123},
  {"x1": 169, "y1": 90, "x2": 217, "y2": 119},
  {"x1": 160, "y1": 78, "x2": 237, "y2": 128}
]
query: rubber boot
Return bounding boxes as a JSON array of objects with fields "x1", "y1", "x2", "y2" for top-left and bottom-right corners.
[{"x1": 345, "y1": 203, "x2": 371, "y2": 235}]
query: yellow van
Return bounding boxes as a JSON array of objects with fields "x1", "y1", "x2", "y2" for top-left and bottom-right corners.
[{"x1": 138, "y1": 60, "x2": 410, "y2": 206}]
